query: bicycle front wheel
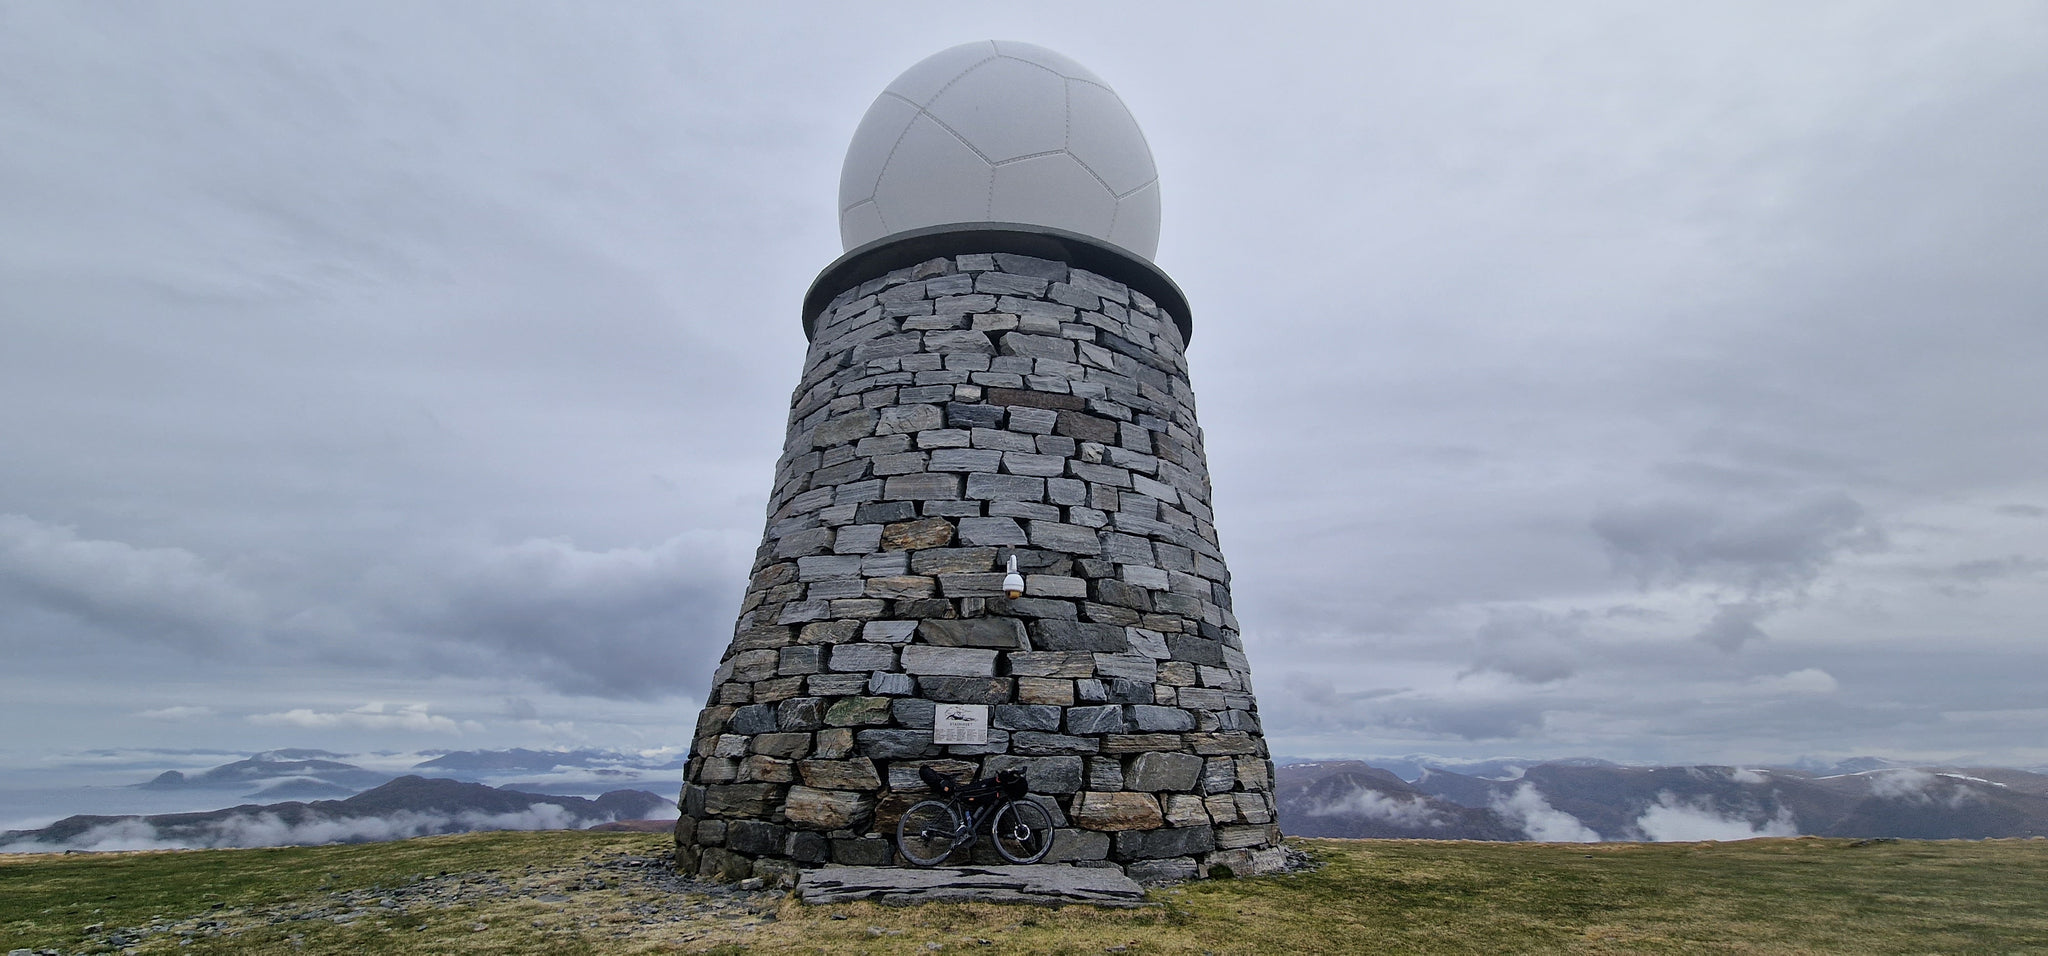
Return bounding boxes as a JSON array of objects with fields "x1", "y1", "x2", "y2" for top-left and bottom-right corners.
[
  {"x1": 991, "y1": 798, "x2": 1054, "y2": 864},
  {"x1": 896, "y1": 800, "x2": 964, "y2": 866}
]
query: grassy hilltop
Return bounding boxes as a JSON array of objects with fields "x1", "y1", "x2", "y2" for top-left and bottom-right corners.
[{"x1": 3, "y1": 833, "x2": 2045, "y2": 954}]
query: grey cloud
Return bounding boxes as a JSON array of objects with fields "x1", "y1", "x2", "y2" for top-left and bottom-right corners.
[
  {"x1": 1465, "y1": 607, "x2": 1584, "y2": 684},
  {"x1": 2, "y1": 3, "x2": 2046, "y2": 771},
  {"x1": 1945, "y1": 555, "x2": 2047, "y2": 584},
  {"x1": 0, "y1": 515, "x2": 262, "y2": 653},
  {"x1": 1591, "y1": 491, "x2": 1881, "y2": 595},
  {"x1": 1693, "y1": 602, "x2": 1771, "y2": 653},
  {"x1": 363, "y1": 532, "x2": 744, "y2": 699}
]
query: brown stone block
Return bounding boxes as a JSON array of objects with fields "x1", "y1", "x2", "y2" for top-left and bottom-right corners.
[
  {"x1": 1070, "y1": 791, "x2": 1164, "y2": 831},
  {"x1": 1189, "y1": 731, "x2": 1259, "y2": 756},
  {"x1": 1015, "y1": 677, "x2": 1075, "y2": 706},
  {"x1": 737, "y1": 755, "x2": 796, "y2": 784},
  {"x1": 882, "y1": 516, "x2": 955, "y2": 550},
  {"x1": 985, "y1": 386, "x2": 1084, "y2": 411},
  {"x1": 694, "y1": 705, "x2": 737, "y2": 739},
  {"x1": 1055, "y1": 410, "x2": 1120, "y2": 443},
  {"x1": 1100, "y1": 733, "x2": 1184, "y2": 754},
  {"x1": 830, "y1": 598, "x2": 888, "y2": 618},
  {"x1": 783, "y1": 786, "x2": 875, "y2": 831},
  {"x1": 712, "y1": 683, "x2": 753, "y2": 705},
  {"x1": 865, "y1": 575, "x2": 937, "y2": 600},
  {"x1": 702, "y1": 783, "x2": 781, "y2": 817},
  {"x1": 813, "y1": 727, "x2": 855, "y2": 759},
  {"x1": 1212, "y1": 824, "x2": 1273, "y2": 850},
  {"x1": 750, "y1": 676, "x2": 804, "y2": 703},
  {"x1": 917, "y1": 617, "x2": 1027, "y2": 649},
  {"x1": 798, "y1": 757, "x2": 884, "y2": 791},
  {"x1": 797, "y1": 620, "x2": 862, "y2": 644},
  {"x1": 752, "y1": 732, "x2": 813, "y2": 759},
  {"x1": 730, "y1": 626, "x2": 794, "y2": 652}
]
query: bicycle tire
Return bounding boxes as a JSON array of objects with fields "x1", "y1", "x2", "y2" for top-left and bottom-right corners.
[
  {"x1": 896, "y1": 799, "x2": 965, "y2": 866},
  {"x1": 991, "y1": 797, "x2": 1055, "y2": 864}
]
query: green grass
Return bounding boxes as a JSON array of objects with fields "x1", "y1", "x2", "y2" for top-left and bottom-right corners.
[{"x1": 4, "y1": 834, "x2": 2045, "y2": 953}]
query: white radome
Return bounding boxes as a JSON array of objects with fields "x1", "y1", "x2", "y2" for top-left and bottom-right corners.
[{"x1": 838, "y1": 40, "x2": 1161, "y2": 260}]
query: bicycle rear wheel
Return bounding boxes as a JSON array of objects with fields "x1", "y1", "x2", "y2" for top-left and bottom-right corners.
[
  {"x1": 991, "y1": 798, "x2": 1054, "y2": 864},
  {"x1": 896, "y1": 800, "x2": 964, "y2": 866}
]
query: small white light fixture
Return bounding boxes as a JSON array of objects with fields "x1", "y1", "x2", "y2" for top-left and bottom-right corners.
[{"x1": 1002, "y1": 554, "x2": 1025, "y2": 599}]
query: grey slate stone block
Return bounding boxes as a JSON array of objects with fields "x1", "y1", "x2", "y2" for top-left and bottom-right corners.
[
  {"x1": 982, "y1": 755, "x2": 1084, "y2": 794},
  {"x1": 917, "y1": 676, "x2": 1011, "y2": 704},
  {"x1": 1010, "y1": 732, "x2": 1100, "y2": 755},
  {"x1": 862, "y1": 620, "x2": 917, "y2": 644},
  {"x1": 890, "y1": 697, "x2": 936, "y2": 729},
  {"x1": 900, "y1": 645, "x2": 998, "y2": 676},
  {"x1": 924, "y1": 330, "x2": 995, "y2": 354},
  {"x1": 1167, "y1": 634, "x2": 1226, "y2": 666},
  {"x1": 969, "y1": 427, "x2": 1037, "y2": 452},
  {"x1": 1031, "y1": 620, "x2": 1130, "y2": 652},
  {"x1": 957, "y1": 516, "x2": 1028, "y2": 546},
  {"x1": 992, "y1": 704, "x2": 1063, "y2": 732},
  {"x1": 827, "y1": 643, "x2": 897, "y2": 672},
  {"x1": 1093, "y1": 653, "x2": 1158, "y2": 683},
  {"x1": 1114, "y1": 826, "x2": 1215, "y2": 861},
  {"x1": 1066, "y1": 704, "x2": 1129, "y2": 735},
  {"x1": 988, "y1": 500, "x2": 1062, "y2": 521},
  {"x1": 1126, "y1": 705, "x2": 1197, "y2": 732},
  {"x1": 1000, "y1": 333, "x2": 1078, "y2": 362},
  {"x1": 776, "y1": 697, "x2": 826, "y2": 732},
  {"x1": 1105, "y1": 679, "x2": 1156, "y2": 705},
  {"x1": 1126, "y1": 751, "x2": 1204, "y2": 791},
  {"x1": 976, "y1": 271, "x2": 1051, "y2": 296},
  {"x1": 1006, "y1": 406, "x2": 1060, "y2": 434},
  {"x1": 730, "y1": 703, "x2": 777, "y2": 735},
  {"x1": 917, "y1": 618, "x2": 1027, "y2": 649},
  {"x1": 858, "y1": 729, "x2": 939, "y2": 760},
  {"x1": 868, "y1": 672, "x2": 915, "y2": 696},
  {"x1": 930, "y1": 447, "x2": 1004, "y2": 472},
  {"x1": 946, "y1": 404, "x2": 1005, "y2": 429},
  {"x1": 884, "y1": 472, "x2": 961, "y2": 500},
  {"x1": 968, "y1": 472, "x2": 1046, "y2": 501},
  {"x1": 993, "y1": 253, "x2": 1069, "y2": 281}
]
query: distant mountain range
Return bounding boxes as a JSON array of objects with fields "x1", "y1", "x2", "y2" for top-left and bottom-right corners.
[
  {"x1": 1278, "y1": 759, "x2": 2048, "y2": 842},
  {"x1": 130, "y1": 747, "x2": 682, "y2": 799},
  {"x1": 2, "y1": 776, "x2": 670, "y2": 851}
]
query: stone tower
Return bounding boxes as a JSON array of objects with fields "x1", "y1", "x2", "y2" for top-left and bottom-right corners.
[{"x1": 674, "y1": 41, "x2": 1285, "y2": 884}]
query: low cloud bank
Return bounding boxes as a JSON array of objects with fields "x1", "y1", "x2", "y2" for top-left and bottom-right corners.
[
  {"x1": 1305, "y1": 790, "x2": 1448, "y2": 829},
  {"x1": 1633, "y1": 792, "x2": 1798, "y2": 841},
  {"x1": 1, "y1": 805, "x2": 613, "y2": 853},
  {"x1": 1490, "y1": 784, "x2": 1602, "y2": 842}
]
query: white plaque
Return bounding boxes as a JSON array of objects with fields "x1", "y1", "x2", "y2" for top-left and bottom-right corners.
[{"x1": 932, "y1": 704, "x2": 990, "y2": 745}]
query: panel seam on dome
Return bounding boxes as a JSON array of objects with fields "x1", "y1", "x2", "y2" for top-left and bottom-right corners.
[
  {"x1": 1115, "y1": 177, "x2": 1160, "y2": 200},
  {"x1": 919, "y1": 53, "x2": 999, "y2": 109},
  {"x1": 989, "y1": 149, "x2": 1068, "y2": 167},
  {"x1": 917, "y1": 109, "x2": 996, "y2": 166}
]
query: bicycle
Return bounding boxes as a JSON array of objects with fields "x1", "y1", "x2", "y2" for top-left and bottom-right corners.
[{"x1": 895, "y1": 765, "x2": 1054, "y2": 866}]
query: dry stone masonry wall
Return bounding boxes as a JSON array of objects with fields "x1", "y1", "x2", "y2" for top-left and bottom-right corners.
[{"x1": 676, "y1": 251, "x2": 1284, "y2": 885}]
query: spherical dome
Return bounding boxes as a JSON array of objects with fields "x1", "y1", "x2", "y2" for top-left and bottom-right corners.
[{"x1": 838, "y1": 40, "x2": 1161, "y2": 260}]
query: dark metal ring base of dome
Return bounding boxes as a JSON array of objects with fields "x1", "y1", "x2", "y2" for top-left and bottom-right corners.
[{"x1": 804, "y1": 223, "x2": 1191, "y2": 343}]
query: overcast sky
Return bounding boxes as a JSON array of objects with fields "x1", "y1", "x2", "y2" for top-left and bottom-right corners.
[{"x1": 3, "y1": 2, "x2": 2045, "y2": 779}]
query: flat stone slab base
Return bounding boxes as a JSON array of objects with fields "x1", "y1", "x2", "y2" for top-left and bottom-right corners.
[{"x1": 797, "y1": 865, "x2": 1148, "y2": 908}]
